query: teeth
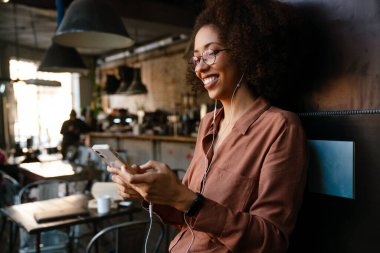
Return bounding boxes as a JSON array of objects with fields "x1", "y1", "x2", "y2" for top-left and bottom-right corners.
[{"x1": 203, "y1": 76, "x2": 217, "y2": 85}]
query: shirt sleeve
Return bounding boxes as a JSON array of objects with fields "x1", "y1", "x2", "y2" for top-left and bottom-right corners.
[
  {"x1": 187, "y1": 122, "x2": 308, "y2": 252},
  {"x1": 141, "y1": 201, "x2": 185, "y2": 227}
]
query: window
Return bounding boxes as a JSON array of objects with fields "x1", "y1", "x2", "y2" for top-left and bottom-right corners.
[{"x1": 10, "y1": 59, "x2": 78, "y2": 148}]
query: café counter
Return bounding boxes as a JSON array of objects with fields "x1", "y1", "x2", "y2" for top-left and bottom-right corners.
[{"x1": 85, "y1": 132, "x2": 197, "y2": 170}]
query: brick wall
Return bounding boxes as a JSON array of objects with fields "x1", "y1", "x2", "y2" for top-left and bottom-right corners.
[{"x1": 98, "y1": 41, "x2": 209, "y2": 114}]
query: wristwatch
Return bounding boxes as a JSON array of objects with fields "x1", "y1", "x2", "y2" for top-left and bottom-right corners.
[{"x1": 185, "y1": 192, "x2": 205, "y2": 217}]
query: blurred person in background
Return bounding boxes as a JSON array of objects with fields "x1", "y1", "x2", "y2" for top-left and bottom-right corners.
[{"x1": 60, "y1": 109, "x2": 91, "y2": 160}]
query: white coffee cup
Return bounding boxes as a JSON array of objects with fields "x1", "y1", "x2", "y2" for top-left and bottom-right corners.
[{"x1": 96, "y1": 195, "x2": 111, "y2": 214}]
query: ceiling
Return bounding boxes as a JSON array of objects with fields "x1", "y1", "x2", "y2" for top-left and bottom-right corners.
[{"x1": 0, "y1": 0, "x2": 203, "y2": 57}]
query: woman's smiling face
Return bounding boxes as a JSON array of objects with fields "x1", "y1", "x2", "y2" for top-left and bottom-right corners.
[{"x1": 193, "y1": 25, "x2": 241, "y2": 101}]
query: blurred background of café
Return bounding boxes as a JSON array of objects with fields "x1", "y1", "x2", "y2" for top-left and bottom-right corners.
[
  {"x1": 0, "y1": 1, "x2": 206, "y2": 252},
  {"x1": 0, "y1": 0, "x2": 380, "y2": 253},
  {"x1": 0, "y1": 0, "x2": 209, "y2": 171}
]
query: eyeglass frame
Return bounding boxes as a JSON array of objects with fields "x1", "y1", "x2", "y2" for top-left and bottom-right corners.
[{"x1": 189, "y1": 48, "x2": 229, "y2": 71}]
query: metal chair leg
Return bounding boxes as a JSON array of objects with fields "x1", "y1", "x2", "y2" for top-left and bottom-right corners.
[
  {"x1": 35, "y1": 232, "x2": 41, "y2": 253},
  {"x1": 9, "y1": 221, "x2": 14, "y2": 253},
  {"x1": 0, "y1": 215, "x2": 6, "y2": 241},
  {"x1": 93, "y1": 222, "x2": 99, "y2": 253}
]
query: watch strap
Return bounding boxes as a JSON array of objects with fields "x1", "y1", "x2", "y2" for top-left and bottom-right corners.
[{"x1": 185, "y1": 192, "x2": 205, "y2": 217}]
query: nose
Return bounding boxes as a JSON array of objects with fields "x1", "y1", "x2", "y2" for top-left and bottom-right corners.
[{"x1": 195, "y1": 59, "x2": 209, "y2": 72}]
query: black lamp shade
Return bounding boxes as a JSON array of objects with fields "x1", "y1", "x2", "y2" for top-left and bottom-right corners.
[
  {"x1": 38, "y1": 43, "x2": 88, "y2": 73},
  {"x1": 125, "y1": 68, "x2": 148, "y2": 95},
  {"x1": 116, "y1": 66, "x2": 134, "y2": 93},
  {"x1": 53, "y1": 0, "x2": 134, "y2": 49}
]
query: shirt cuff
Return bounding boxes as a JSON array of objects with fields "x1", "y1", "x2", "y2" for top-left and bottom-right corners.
[{"x1": 187, "y1": 197, "x2": 227, "y2": 237}]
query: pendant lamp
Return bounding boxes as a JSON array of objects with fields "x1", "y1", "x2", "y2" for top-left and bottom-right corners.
[
  {"x1": 11, "y1": 3, "x2": 62, "y2": 87},
  {"x1": 38, "y1": 43, "x2": 88, "y2": 73},
  {"x1": 125, "y1": 68, "x2": 148, "y2": 95},
  {"x1": 116, "y1": 66, "x2": 134, "y2": 93},
  {"x1": 53, "y1": 0, "x2": 134, "y2": 49}
]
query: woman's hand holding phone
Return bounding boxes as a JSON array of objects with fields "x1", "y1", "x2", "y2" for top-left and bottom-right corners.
[
  {"x1": 109, "y1": 159, "x2": 194, "y2": 210},
  {"x1": 93, "y1": 144, "x2": 192, "y2": 207},
  {"x1": 92, "y1": 144, "x2": 144, "y2": 199}
]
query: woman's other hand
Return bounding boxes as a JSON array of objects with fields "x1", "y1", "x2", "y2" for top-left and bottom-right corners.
[
  {"x1": 128, "y1": 160, "x2": 196, "y2": 212},
  {"x1": 108, "y1": 164, "x2": 144, "y2": 200}
]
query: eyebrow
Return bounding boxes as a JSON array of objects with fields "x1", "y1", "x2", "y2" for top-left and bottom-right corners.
[{"x1": 193, "y1": 42, "x2": 224, "y2": 54}]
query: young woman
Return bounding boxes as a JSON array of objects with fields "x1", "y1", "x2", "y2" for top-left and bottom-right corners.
[{"x1": 109, "y1": 1, "x2": 308, "y2": 252}]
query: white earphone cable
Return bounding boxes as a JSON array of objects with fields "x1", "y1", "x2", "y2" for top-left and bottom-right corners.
[
  {"x1": 201, "y1": 72, "x2": 244, "y2": 191},
  {"x1": 185, "y1": 72, "x2": 244, "y2": 253},
  {"x1": 201, "y1": 99, "x2": 218, "y2": 193},
  {"x1": 144, "y1": 202, "x2": 154, "y2": 253},
  {"x1": 184, "y1": 212, "x2": 195, "y2": 253}
]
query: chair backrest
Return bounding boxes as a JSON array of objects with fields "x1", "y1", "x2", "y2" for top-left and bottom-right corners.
[
  {"x1": 86, "y1": 219, "x2": 165, "y2": 253},
  {"x1": 75, "y1": 145, "x2": 95, "y2": 166},
  {"x1": 17, "y1": 179, "x2": 70, "y2": 204},
  {"x1": 0, "y1": 171, "x2": 21, "y2": 207},
  {"x1": 15, "y1": 179, "x2": 72, "y2": 252}
]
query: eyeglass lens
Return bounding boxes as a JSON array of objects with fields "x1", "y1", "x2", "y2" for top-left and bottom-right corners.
[{"x1": 191, "y1": 49, "x2": 216, "y2": 70}]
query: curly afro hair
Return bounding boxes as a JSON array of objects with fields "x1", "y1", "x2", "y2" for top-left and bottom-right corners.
[{"x1": 186, "y1": 0, "x2": 306, "y2": 107}]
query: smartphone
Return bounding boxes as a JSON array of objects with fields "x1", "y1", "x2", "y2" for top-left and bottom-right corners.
[{"x1": 91, "y1": 144, "x2": 128, "y2": 169}]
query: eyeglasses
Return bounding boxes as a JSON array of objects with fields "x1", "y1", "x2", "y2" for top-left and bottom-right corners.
[{"x1": 189, "y1": 48, "x2": 229, "y2": 71}]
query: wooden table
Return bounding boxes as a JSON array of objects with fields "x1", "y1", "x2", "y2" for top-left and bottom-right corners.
[
  {"x1": 18, "y1": 160, "x2": 102, "y2": 185},
  {"x1": 19, "y1": 160, "x2": 75, "y2": 178},
  {"x1": 1, "y1": 194, "x2": 141, "y2": 253}
]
